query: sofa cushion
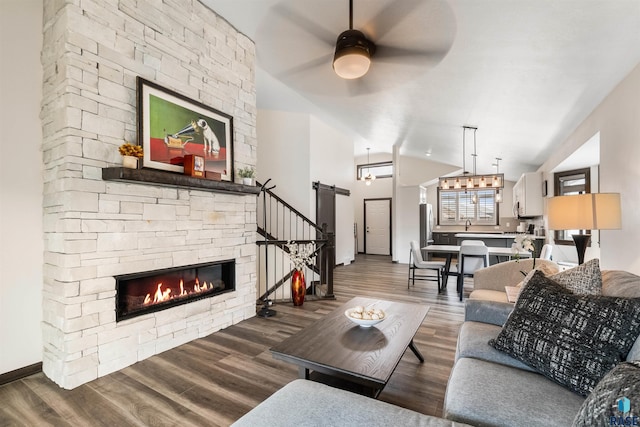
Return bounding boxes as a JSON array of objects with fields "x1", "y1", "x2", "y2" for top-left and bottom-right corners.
[
  {"x1": 572, "y1": 361, "x2": 640, "y2": 427},
  {"x1": 602, "y1": 269, "x2": 640, "y2": 363},
  {"x1": 444, "y1": 357, "x2": 584, "y2": 427},
  {"x1": 549, "y1": 258, "x2": 602, "y2": 295},
  {"x1": 233, "y1": 379, "x2": 472, "y2": 427},
  {"x1": 464, "y1": 299, "x2": 514, "y2": 326},
  {"x1": 602, "y1": 270, "x2": 640, "y2": 298},
  {"x1": 467, "y1": 289, "x2": 509, "y2": 303},
  {"x1": 472, "y1": 258, "x2": 559, "y2": 292},
  {"x1": 516, "y1": 261, "x2": 562, "y2": 288},
  {"x1": 489, "y1": 271, "x2": 640, "y2": 396},
  {"x1": 628, "y1": 335, "x2": 640, "y2": 362},
  {"x1": 456, "y1": 321, "x2": 536, "y2": 372}
]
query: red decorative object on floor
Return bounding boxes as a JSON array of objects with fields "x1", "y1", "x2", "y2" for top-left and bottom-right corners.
[{"x1": 291, "y1": 270, "x2": 306, "y2": 306}]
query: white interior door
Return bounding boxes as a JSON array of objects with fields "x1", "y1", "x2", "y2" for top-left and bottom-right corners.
[{"x1": 365, "y1": 199, "x2": 391, "y2": 255}]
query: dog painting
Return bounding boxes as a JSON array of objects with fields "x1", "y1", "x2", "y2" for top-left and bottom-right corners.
[
  {"x1": 138, "y1": 77, "x2": 233, "y2": 180},
  {"x1": 197, "y1": 119, "x2": 220, "y2": 154}
]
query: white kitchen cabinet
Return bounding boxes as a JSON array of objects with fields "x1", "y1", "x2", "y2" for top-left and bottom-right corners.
[{"x1": 513, "y1": 172, "x2": 543, "y2": 217}]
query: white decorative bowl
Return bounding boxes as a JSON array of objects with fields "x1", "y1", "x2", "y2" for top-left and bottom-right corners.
[{"x1": 344, "y1": 308, "x2": 385, "y2": 328}]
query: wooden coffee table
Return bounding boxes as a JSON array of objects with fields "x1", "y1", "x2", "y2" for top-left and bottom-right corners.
[{"x1": 270, "y1": 297, "x2": 430, "y2": 397}]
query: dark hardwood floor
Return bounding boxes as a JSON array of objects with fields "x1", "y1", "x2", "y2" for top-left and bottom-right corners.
[{"x1": 0, "y1": 255, "x2": 466, "y2": 426}]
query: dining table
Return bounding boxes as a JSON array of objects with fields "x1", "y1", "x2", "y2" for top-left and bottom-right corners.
[{"x1": 422, "y1": 244, "x2": 532, "y2": 289}]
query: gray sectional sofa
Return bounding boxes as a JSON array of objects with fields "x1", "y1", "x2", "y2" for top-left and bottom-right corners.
[
  {"x1": 233, "y1": 259, "x2": 640, "y2": 427},
  {"x1": 443, "y1": 260, "x2": 640, "y2": 427},
  {"x1": 232, "y1": 379, "x2": 471, "y2": 426}
]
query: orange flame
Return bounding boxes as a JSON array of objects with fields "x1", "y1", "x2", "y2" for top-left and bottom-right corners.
[
  {"x1": 142, "y1": 277, "x2": 213, "y2": 306},
  {"x1": 152, "y1": 283, "x2": 172, "y2": 303}
]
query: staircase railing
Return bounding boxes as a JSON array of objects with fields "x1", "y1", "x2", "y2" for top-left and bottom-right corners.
[{"x1": 256, "y1": 181, "x2": 335, "y2": 305}]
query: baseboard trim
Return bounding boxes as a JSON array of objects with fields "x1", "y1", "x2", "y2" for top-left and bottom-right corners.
[{"x1": 0, "y1": 362, "x2": 42, "y2": 385}]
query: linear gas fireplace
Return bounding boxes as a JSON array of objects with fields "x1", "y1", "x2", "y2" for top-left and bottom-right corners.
[{"x1": 116, "y1": 260, "x2": 235, "y2": 321}]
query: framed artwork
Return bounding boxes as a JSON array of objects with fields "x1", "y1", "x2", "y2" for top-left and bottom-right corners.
[{"x1": 136, "y1": 77, "x2": 234, "y2": 181}]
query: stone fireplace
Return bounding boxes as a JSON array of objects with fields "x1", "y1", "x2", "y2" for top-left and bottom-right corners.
[{"x1": 41, "y1": 0, "x2": 257, "y2": 389}]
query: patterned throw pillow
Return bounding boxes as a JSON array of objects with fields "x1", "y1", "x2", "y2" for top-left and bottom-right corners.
[
  {"x1": 550, "y1": 258, "x2": 602, "y2": 295},
  {"x1": 573, "y1": 361, "x2": 640, "y2": 426},
  {"x1": 489, "y1": 271, "x2": 640, "y2": 396},
  {"x1": 516, "y1": 262, "x2": 561, "y2": 288}
]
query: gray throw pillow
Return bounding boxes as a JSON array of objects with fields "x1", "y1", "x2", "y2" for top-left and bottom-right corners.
[
  {"x1": 489, "y1": 271, "x2": 640, "y2": 396},
  {"x1": 550, "y1": 258, "x2": 602, "y2": 295},
  {"x1": 573, "y1": 361, "x2": 640, "y2": 426}
]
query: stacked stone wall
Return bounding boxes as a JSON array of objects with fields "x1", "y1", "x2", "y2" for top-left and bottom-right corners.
[{"x1": 41, "y1": 0, "x2": 257, "y2": 389}]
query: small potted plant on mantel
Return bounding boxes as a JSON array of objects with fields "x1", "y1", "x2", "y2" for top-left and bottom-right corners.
[
  {"x1": 119, "y1": 142, "x2": 143, "y2": 169},
  {"x1": 237, "y1": 166, "x2": 255, "y2": 186}
]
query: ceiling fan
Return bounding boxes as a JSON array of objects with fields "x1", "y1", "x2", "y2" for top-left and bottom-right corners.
[
  {"x1": 332, "y1": 0, "x2": 376, "y2": 79},
  {"x1": 260, "y1": 0, "x2": 456, "y2": 96}
]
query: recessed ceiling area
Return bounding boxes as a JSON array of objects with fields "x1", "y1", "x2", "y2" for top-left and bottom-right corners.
[
  {"x1": 204, "y1": 0, "x2": 640, "y2": 181},
  {"x1": 552, "y1": 132, "x2": 600, "y2": 173}
]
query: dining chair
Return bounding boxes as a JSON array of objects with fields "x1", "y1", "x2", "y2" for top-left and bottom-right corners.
[
  {"x1": 440, "y1": 240, "x2": 483, "y2": 288},
  {"x1": 455, "y1": 240, "x2": 489, "y2": 301},
  {"x1": 408, "y1": 241, "x2": 445, "y2": 291},
  {"x1": 539, "y1": 244, "x2": 553, "y2": 260}
]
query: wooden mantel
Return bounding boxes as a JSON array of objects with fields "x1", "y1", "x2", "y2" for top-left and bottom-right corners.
[{"x1": 102, "y1": 167, "x2": 261, "y2": 196}]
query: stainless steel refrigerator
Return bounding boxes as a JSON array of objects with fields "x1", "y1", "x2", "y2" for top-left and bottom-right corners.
[{"x1": 419, "y1": 203, "x2": 434, "y2": 258}]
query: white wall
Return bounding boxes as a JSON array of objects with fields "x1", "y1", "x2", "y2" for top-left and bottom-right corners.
[
  {"x1": 397, "y1": 155, "x2": 458, "y2": 187},
  {"x1": 256, "y1": 110, "x2": 310, "y2": 216},
  {"x1": 539, "y1": 64, "x2": 640, "y2": 274},
  {"x1": 256, "y1": 109, "x2": 355, "y2": 265},
  {"x1": 0, "y1": 0, "x2": 44, "y2": 375},
  {"x1": 309, "y1": 116, "x2": 355, "y2": 265},
  {"x1": 394, "y1": 185, "x2": 421, "y2": 264}
]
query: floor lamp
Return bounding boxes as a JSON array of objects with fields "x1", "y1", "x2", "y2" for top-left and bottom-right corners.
[{"x1": 547, "y1": 193, "x2": 622, "y2": 264}]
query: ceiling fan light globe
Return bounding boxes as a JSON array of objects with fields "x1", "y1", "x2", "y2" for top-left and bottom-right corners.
[
  {"x1": 333, "y1": 49, "x2": 371, "y2": 79},
  {"x1": 333, "y1": 29, "x2": 375, "y2": 79}
]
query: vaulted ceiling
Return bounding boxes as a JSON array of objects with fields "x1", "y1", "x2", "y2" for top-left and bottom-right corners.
[{"x1": 204, "y1": 0, "x2": 640, "y2": 181}]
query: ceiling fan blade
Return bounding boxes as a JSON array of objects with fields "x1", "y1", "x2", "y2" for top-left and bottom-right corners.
[
  {"x1": 365, "y1": 0, "x2": 423, "y2": 41},
  {"x1": 373, "y1": 45, "x2": 449, "y2": 65},
  {"x1": 272, "y1": 3, "x2": 336, "y2": 47},
  {"x1": 275, "y1": 53, "x2": 334, "y2": 79}
]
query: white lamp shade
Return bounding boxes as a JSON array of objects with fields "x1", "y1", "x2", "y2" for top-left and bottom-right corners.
[{"x1": 547, "y1": 193, "x2": 621, "y2": 230}]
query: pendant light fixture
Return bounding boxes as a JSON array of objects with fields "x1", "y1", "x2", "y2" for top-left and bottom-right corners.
[
  {"x1": 362, "y1": 147, "x2": 376, "y2": 185},
  {"x1": 471, "y1": 127, "x2": 478, "y2": 204},
  {"x1": 438, "y1": 126, "x2": 504, "y2": 192},
  {"x1": 493, "y1": 157, "x2": 503, "y2": 203},
  {"x1": 333, "y1": 0, "x2": 376, "y2": 79}
]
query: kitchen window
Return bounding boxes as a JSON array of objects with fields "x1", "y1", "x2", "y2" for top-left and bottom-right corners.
[
  {"x1": 438, "y1": 189, "x2": 499, "y2": 225},
  {"x1": 553, "y1": 167, "x2": 591, "y2": 245}
]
